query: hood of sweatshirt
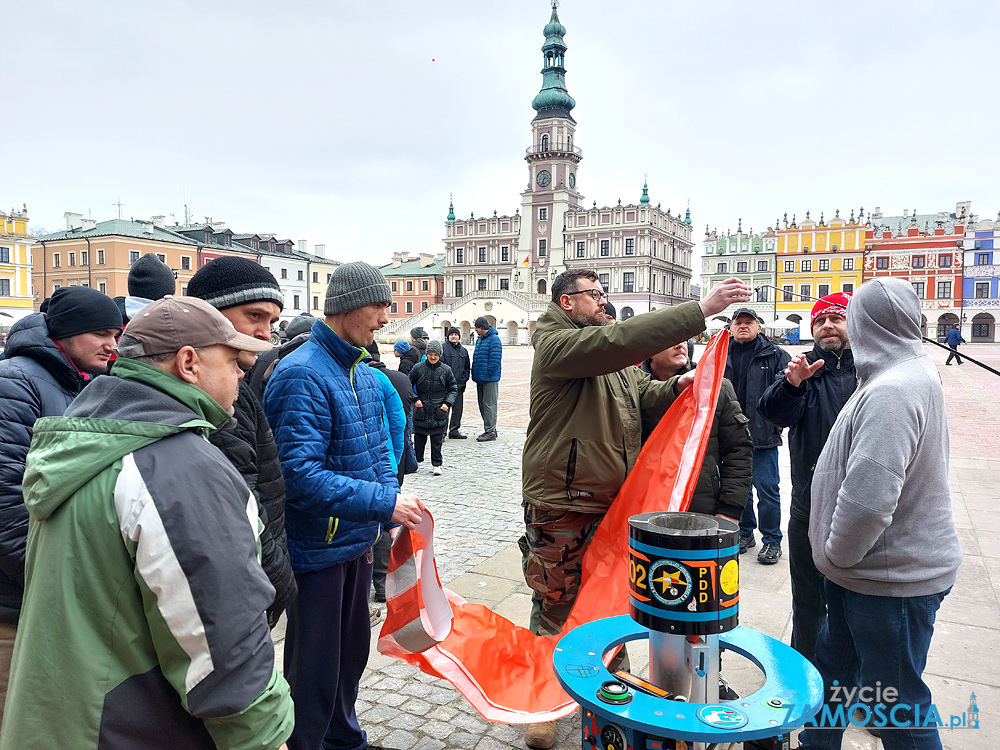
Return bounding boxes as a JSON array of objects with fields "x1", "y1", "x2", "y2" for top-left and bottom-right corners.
[{"x1": 848, "y1": 277, "x2": 926, "y2": 387}]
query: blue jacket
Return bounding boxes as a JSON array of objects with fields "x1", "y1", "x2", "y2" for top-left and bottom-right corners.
[
  {"x1": 472, "y1": 326, "x2": 502, "y2": 383},
  {"x1": 264, "y1": 320, "x2": 399, "y2": 571},
  {"x1": 371, "y1": 365, "x2": 406, "y2": 472},
  {"x1": 945, "y1": 328, "x2": 965, "y2": 347}
]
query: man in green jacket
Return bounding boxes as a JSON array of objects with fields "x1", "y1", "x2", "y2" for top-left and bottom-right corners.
[
  {"x1": 519, "y1": 270, "x2": 751, "y2": 748},
  {"x1": 1, "y1": 296, "x2": 294, "y2": 750}
]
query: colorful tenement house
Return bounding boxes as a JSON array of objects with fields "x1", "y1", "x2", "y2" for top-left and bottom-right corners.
[
  {"x1": 0, "y1": 204, "x2": 34, "y2": 331},
  {"x1": 863, "y1": 203, "x2": 971, "y2": 341},
  {"x1": 387, "y1": 3, "x2": 694, "y2": 344},
  {"x1": 701, "y1": 221, "x2": 778, "y2": 325},
  {"x1": 380, "y1": 252, "x2": 445, "y2": 320},
  {"x1": 775, "y1": 209, "x2": 866, "y2": 339},
  {"x1": 962, "y1": 213, "x2": 999, "y2": 342}
]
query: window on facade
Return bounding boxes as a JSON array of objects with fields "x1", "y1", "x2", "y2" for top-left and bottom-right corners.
[
  {"x1": 538, "y1": 240, "x2": 547, "y2": 257},
  {"x1": 784, "y1": 260, "x2": 794, "y2": 272},
  {"x1": 0, "y1": 279, "x2": 9, "y2": 296},
  {"x1": 912, "y1": 282, "x2": 924, "y2": 299},
  {"x1": 293, "y1": 295, "x2": 300, "y2": 309},
  {"x1": 819, "y1": 259, "x2": 829, "y2": 271},
  {"x1": 541, "y1": 134, "x2": 549, "y2": 151},
  {"x1": 391, "y1": 281, "x2": 398, "y2": 291},
  {"x1": 500, "y1": 278, "x2": 509, "y2": 291},
  {"x1": 576, "y1": 241, "x2": 585, "y2": 258},
  {"x1": 181, "y1": 256, "x2": 191, "y2": 270},
  {"x1": 978, "y1": 253, "x2": 990, "y2": 265},
  {"x1": 313, "y1": 295, "x2": 319, "y2": 310},
  {"x1": 422, "y1": 302, "x2": 428, "y2": 310},
  {"x1": 623, "y1": 272, "x2": 635, "y2": 293},
  {"x1": 97, "y1": 249, "x2": 105, "y2": 265},
  {"x1": 455, "y1": 248, "x2": 464, "y2": 263},
  {"x1": 501, "y1": 246, "x2": 509, "y2": 262},
  {"x1": 937, "y1": 281, "x2": 952, "y2": 298},
  {"x1": 843, "y1": 258, "x2": 854, "y2": 270},
  {"x1": 81, "y1": 250, "x2": 89, "y2": 265},
  {"x1": 53, "y1": 253, "x2": 61, "y2": 268},
  {"x1": 842, "y1": 283, "x2": 854, "y2": 294},
  {"x1": 422, "y1": 280, "x2": 429, "y2": 292},
  {"x1": 406, "y1": 301, "x2": 413, "y2": 313},
  {"x1": 625, "y1": 238, "x2": 635, "y2": 255},
  {"x1": 757, "y1": 285, "x2": 770, "y2": 302},
  {"x1": 600, "y1": 240, "x2": 609, "y2": 257},
  {"x1": 717, "y1": 263, "x2": 727, "y2": 273},
  {"x1": 599, "y1": 273, "x2": 610, "y2": 289},
  {"x1": 478, "y1": 247, "x2": 487, "y2": 263},
  {"x1": 912, "y1": 256, "x2": 925, "y2": 269},
  {"x1": 801, "y1": 259, "x2": 812, "y2": 272},
  {"x1": 99, "y1": 282, "x2": 107, "y2": 294},
  {"x1": 976, "y1": 282, "x2": 990, "y2": 298},
  {"x1": 69, "y1": 252, "x2": 76, "y2": 266},
  {"x1": 973, "y1": 323, "x2": 990, "y2": 338},
  {"x1": 757, "y1": 260, "x2": 768, "y2": 271},
  {"x1": 818, "y1": 284, "x2": 830, "y2": 297},
  {"x1": 406, "y1": 280, "x2": 413, "y2": 292},
  {"x1": 313, "y1": 272, "x2": 319, "y2": 283},
  {"x1": 477, "y1": 278, "x2": 487, "y2": 291},
  {"x1": 0, "y1": 247, "x2": 9, "y2": 263},
  {"x1": 455, "y1": 280, "x2": 464, "y2": 296},
  {"x1": 327, "y1": 273, "x2": 333, "y2": 283},
  {"x1": 155, "y1": 254, "x2": 165, "y2": 264},
  {"x1": 280, "y1": 268, "x2": 287, "y2": 279},
  {"x1": 737, "y1": 261, "x2": 747, "y2": 273},
  {"x1": 876, "y1": 257, "x2": 888, "y2": 270},
  {"x1": 391, "y1": 302, "x2": 398, "y2": 313},
  {"x1": 539, "y1": 208, "x2": 548, "y2": 221},
  {"x1": 296, "y1": 270, "x2": 303, "y2": 281},
  {"x1": 783, "y1": 285, "x2": 794, "y2": 301},
  {"x1": 939, "y1": 255, "x2": 952, "y2": 267},
  {"x1": 799, "y1": 284, "x2": 810, "y2": 300},
  {"x1": 52, "y1": 282, "x2": 61, "y2": 290}
]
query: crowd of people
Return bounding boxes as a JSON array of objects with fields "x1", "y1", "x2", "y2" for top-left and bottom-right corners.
[{"x1": 0, "y1": 253, "x2": 960, "y2": 750}]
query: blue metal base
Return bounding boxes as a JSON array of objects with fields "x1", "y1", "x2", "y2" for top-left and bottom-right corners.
[{"x1": 554, "y1": 615, "x2": 823, "y2": 746}]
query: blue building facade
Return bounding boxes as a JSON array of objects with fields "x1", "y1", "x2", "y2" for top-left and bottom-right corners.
[{"x1": 963, "y1": 220, "x2": 999, "y2": 342}]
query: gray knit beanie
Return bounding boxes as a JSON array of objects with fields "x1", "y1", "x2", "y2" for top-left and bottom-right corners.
[
  {"x1": 325, "y1": 262, "x2": 393, "y2": 315},
  {"x1": 426, "y1": 340, "x2": 443, "y2": 356}
]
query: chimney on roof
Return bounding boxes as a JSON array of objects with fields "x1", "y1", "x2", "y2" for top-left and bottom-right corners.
[
  {"x1": 419, "y1": 253, "x2": 435, "y2": 267},
  {"x1": 81, "y1": 218, "x2": 97, "y2": 230},
  {"x1": 64, "y1": 211, "x2": 83, "y2": 231},
  {"x1": 142, "y1": 221, "x2": 154, "y2": 235},
  {"x1": 151, "y1": 215, "x2": 165, "y2": 228},
  {"x1": 314, "y1": 243, "x2": 326, "y2": 258},
  {"x1": 298, "y1": 239, "x2": 308, "y2": 254},
  {"x1": 392, "y1": 251, "x2": 407, "y2": 268}
]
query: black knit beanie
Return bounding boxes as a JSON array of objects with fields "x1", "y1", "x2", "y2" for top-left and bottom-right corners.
[
  {"x1": 187, "y1": 257, "x2": 284, "y2": 311},
  {"x1": 127, "y1": 254, "x2": 176, "y2": 300},
  {"x1": 325, "y1": 262, "x2": 392, "y2": 315},
  {"x1": 447, "y1": 327, "x2": 461, "y2": 337},
  {"x1": 45, "y1": 287, "x2": 123, "y2": 340},
  {"x1": 474, "y1": 317, "x2": 489, "y2": 330}
]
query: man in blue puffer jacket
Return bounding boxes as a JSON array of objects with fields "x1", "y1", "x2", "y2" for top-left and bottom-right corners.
[
  {"x1": 264, "y1": 262, "x2": 425, "y2": 750},
  {"x1": 471, "y1": 315, "x2": 502, "y2": 442}
]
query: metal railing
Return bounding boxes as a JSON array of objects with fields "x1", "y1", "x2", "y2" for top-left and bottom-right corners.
[{"x1": 525, "y1": 142, "x2": 582, "y2": 157}]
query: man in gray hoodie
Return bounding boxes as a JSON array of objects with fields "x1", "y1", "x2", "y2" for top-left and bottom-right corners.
[{"x1": 798, "y1": 278, "x2": 961, "y2": 750}]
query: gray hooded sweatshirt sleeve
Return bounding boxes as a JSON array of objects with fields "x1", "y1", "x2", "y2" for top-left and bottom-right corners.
[{"x1": 808, "y1": 277, "x2": 961, "y2": 597}]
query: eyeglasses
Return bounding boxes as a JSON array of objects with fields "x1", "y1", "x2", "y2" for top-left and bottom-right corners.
[{"x1": 564, "y1": 288, "x2": 609, "y2": 302}]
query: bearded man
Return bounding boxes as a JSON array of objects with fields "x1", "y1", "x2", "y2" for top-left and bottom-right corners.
[
  {"x1": 519, "y1": 269, "x2": 750, "y2": 748},
  {"x1": 758, "y1": 292, "x2": 856, "y2": 665}
]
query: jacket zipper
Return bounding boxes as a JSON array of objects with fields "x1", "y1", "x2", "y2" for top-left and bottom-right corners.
[
  {"x1": 617, "y1": 371, "x2": 636, "y2": 409},
  {"x1": 328, "y1": 349, "x2": 368, "y2": 545},
  {"x1": 326, "y1": 517, "x2": 339, "y2": 543},
  {"x1": 565, "y1": 438, "x2": 578, "y2": 497}
]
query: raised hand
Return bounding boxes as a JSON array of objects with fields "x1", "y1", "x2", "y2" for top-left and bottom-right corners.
[{"x1": 785, "y1": 353, "x2": 825, "y2": 388}]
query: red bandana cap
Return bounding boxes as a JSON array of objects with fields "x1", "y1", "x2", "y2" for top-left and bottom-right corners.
[{"x1": 810, "y1": 292, "x2": 852, "y2": 330}]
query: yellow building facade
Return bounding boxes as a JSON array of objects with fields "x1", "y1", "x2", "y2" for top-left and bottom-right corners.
[
  {"x1": 775, "y1": 210, "x2": 865, "y2": 338},
  {"x1": 1, "y1": 205, "x2": 35, "y2": 332}
]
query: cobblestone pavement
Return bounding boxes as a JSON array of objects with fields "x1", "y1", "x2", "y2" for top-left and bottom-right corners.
[{"x1": 274, "y1": 342, "x2": 1000, "y2": 750}]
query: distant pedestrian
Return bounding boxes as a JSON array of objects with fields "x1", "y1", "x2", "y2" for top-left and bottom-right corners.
[
  {"x1": 397, "y1": 336, "x2": 419, "y2": 374},
  {"x1": 471, "y1": 316, "x2": 502, "y2": 442},
  {"x1": 944, "y1": 323, "x2": 966, "y2": 365},
  {"x1": 442, "y1": 327, "x2": 471, "y2": 438},
  {"x1": 410, "y1": 326, "x2": 429, "y2": 360},
  {"x1": 409, "y1": 340, "x2": 458, "y2": 476},
  {"x1": 125, "y1": 253, "x2": 177, "y2": 320},
  {"x1": 725, "y1": 308, "x2": 791, "y2": 565}
]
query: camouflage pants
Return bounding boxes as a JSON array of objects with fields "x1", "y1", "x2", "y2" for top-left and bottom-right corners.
[{"x1": 518, "y1": 505, "x2": 603, "y2": 637}]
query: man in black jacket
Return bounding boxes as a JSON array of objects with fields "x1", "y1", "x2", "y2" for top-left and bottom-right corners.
[
  {"x1": 441, "y1": 327, "x2": 471, "y2": 438},
  {"x1": 758, "y1": 293, "x2": 856, "y2": 664},
  {"x1": 0, "y1": 286, "x2": 122, "y2": 725},
  {"x1": 188, "y1": 257, "x2": 297, "y2": 628},
  {"x1": 725, "y1": 308, "x2": 791, "y2": 565}
]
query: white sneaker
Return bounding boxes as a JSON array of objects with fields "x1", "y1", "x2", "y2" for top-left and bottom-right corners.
[{"x1": 433, "y1": 466, "x2": 442, "y2": 476}]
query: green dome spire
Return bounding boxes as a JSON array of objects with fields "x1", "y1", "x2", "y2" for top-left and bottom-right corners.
[
  {"x1": 685, "y1": 202, "x2": 692, "y2": 226},
  {"x1": 447, "y1": 198, "x2": 455, "y2": 222},
  {"x1": 531, "y1": 2, "x2": 576, "y2": 121},
  {"x1": 639, "y1": 180, "x2": 650, "y2": 205}
]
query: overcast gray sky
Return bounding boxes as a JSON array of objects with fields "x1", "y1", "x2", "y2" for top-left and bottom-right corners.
[{"x1": 7, "y1": 0, "x2": 999, "y2": 266}]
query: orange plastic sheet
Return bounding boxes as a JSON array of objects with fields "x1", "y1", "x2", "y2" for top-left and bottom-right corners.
[{"x1": 377, "y1": 331, "x2": 730, "y2": 723}]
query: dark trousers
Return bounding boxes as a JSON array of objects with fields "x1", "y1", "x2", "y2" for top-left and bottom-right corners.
[
  {"x1": 739, "y1": 447, "x2": 783, "y2": 545},
  {"x1": 414, "y1": 432, "x2": 444, "y2": 466},
  {"x1": 477, "y1": 381, "x2": 499, "y2": 433},
  {"x1": 788, "y1": 515, "x2": 826, "y2": 665},
  {"x1": 448, "y1": 390, "x2": 465, "y2": 434},
  {"x1": 284, "y1": 554, "x2": 374, "y2": 750},
  {"x1": 798, "y1": 580, "x2": 949, "y2": 750},
  {"x1": 945, "y1": 345, "x2": 963, "y2": 365}
]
